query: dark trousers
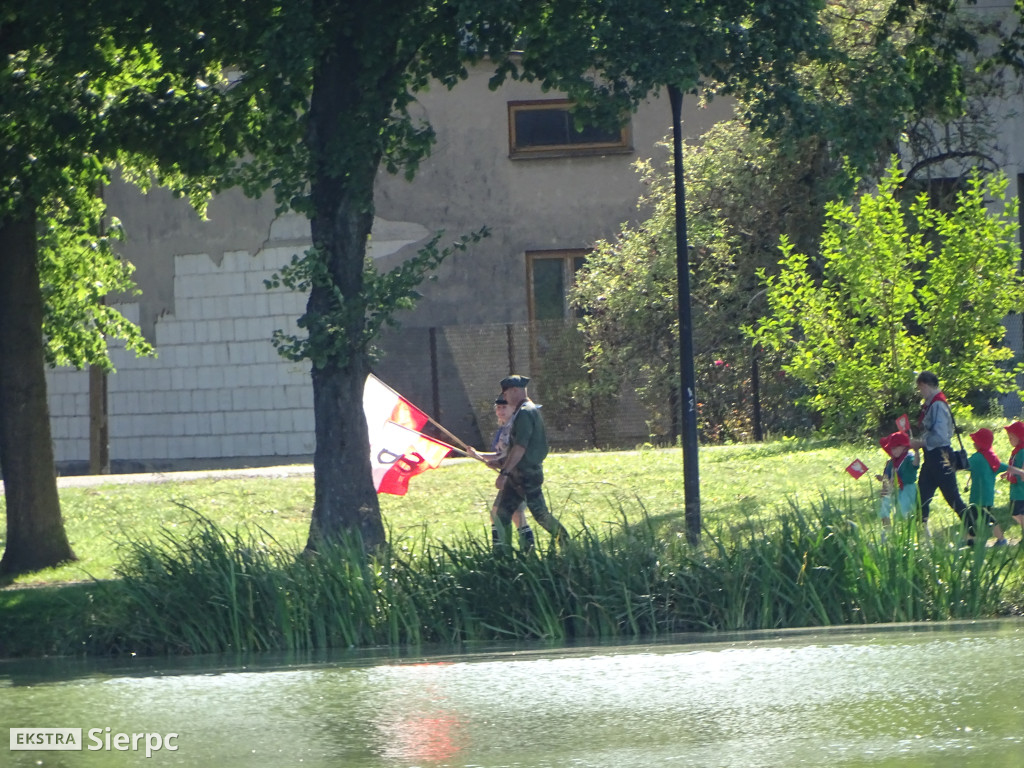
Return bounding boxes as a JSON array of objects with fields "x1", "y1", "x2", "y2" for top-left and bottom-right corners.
[
  {"x1": 918, "y1": 446, "x2": 973, "y2": 533},
  {"x1": 495, "y1": 465, "x2": 567, "y2": 542}
]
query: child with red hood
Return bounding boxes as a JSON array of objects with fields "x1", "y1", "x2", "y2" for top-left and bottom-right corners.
[
  {"x1": 876, "y1": 431, "x2": 919, "y2": 529},
  {"x1": 1001, "y1": 421, "x2": 1024, "y2": 538},
  {"x1": 966, "y1": 428, "x2": 1008, "y2": 546}
]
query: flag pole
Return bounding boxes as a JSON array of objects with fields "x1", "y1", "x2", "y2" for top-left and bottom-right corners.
[
  {"x1": 367, "y1": 373, "x2": 476, "y2": 456},
  {"x1": 425, "y1": 415, "x2": 471, "y2": 453}
]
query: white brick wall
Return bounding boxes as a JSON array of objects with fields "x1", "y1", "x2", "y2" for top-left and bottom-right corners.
[{"x1": 46, "y1": 245, "x2": 316, "y2": 468}]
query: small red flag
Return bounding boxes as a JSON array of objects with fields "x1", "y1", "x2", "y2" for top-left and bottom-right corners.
[
  {"x1": 895, "y1": 414, "x2": 910, "y2": 434},
  {"x1": 845, "y1": 459, "x2": 868, "y2": 479}
]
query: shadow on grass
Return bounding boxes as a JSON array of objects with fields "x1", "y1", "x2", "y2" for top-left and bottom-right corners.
[{"x1": 0, "y1": 580, "x2": 123, "y2": 658}]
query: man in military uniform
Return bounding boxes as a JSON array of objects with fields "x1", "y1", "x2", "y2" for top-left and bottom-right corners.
[{"x1": 493, "y1": 374, "x2": 568, "y2": 549}]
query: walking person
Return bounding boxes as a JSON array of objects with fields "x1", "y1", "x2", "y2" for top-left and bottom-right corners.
[
  {"x1": 965, "y1": 428, "x2": 1009, "y2": 546},
  {"x1": 1001, "y1": 421, "x2": 1024, "y2": 540},
  {"x1": 491, "y1": 375, "x2": 568, "y2": 548},
  {"x1": 468, "y1": 394, "x2": 535, "y2": 553},
  {"x1": 875, "y1": 431, "x2": 919, "y2": 530},
  {"x1": 908, "y1": 371, "x2": 970, "y2": 538}
]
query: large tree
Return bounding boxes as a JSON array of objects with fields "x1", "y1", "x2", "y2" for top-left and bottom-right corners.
[
  {"x1": 210, "y1": 0, "x2": 830, "y2": 551},
  {"x1": 0, "y1": 1, "x2": 267, "y2": 575}
]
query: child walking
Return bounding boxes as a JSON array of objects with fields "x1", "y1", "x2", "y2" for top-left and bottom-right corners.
[
  {"x1": 1001, "y1": 421, "x2": 1024, "y2": 541},
  {"x1": 876, "y1": 432, "x2": 919, "y2": 529},
  {"x1": 965, "y1": 428, "x2": 1008, "y2": 546}
]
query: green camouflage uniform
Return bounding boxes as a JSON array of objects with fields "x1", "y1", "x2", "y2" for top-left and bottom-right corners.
[{"x1": 495, "y1": 400, "x2": 567, "y2": 546}]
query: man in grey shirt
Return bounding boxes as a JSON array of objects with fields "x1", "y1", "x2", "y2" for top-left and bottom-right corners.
[{"x1": 909, "y1": 371, "x2": 970, "y2": 538}]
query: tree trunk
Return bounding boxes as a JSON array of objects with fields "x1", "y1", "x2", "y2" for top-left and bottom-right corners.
[
  {"x1": 0, "y1": 205, "x2": 76, "y2": 576},
  {"x1": 306, "y1": 356, "x2": 385, "y2": 551},
  {"x1": 302, "y1": 28, "x2": 392, "y2": 552}
]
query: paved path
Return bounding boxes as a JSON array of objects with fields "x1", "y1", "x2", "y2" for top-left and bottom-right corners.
[
  {"x1": 1, "y1": 465, "x2": 315, "y2": 494},
  {"x1": 51, "y1": 464, "x2": 316, "y2": 489}
]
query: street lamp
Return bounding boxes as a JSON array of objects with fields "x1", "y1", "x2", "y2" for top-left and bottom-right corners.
[{"x1": 668, "y1": 84, "x2": 701, "y2": 545}]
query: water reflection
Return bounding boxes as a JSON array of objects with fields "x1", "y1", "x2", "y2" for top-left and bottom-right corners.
[{"x1": 2, "y1": 620, "x2": 1022, "y2": 767}]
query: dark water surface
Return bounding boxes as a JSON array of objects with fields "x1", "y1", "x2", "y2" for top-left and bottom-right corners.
[{"x1": 3, "y1": 619, "x2": 1022, "y2": 767}]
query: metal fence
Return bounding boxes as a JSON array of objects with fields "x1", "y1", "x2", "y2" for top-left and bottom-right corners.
[
  {"x1": 1000, "y1": 312, "x2": 1024, "y2": 418},
  {"x1": 372, "y1": 320, "x2": 807, "y2": 451}
]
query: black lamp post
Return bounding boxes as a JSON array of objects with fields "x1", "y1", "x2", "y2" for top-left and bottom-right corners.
[{"x1": 668, "y1": 84, "x2": 701, "y2": 544}]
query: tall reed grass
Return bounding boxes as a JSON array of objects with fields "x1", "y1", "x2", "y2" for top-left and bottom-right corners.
[{"x1": 104, "y1": 498, "x2": 1021, "y2": 655}]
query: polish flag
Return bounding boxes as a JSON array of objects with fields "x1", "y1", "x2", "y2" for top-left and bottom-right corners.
[
  {"x1": 845, "y1": 459, "x2": 869, "y2": 479},
  {"x1": 371, "y1": 421, "x2": 452, "y2": 496},
  {"x1": 364, "y1": 374, "x2": 429, "y2": 432}
]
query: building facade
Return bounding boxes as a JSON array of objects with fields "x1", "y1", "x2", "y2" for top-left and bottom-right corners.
[
  {"x1": 46, "y1": 3, "x2": 1024, "y2": 472},
  {"x1": 47, "y1": 66, "x2": 730, "y2": 472}
]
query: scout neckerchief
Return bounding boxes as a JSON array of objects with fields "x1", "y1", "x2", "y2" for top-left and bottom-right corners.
[{"x1": 917, "y1": 390, "x2": 948, "y2": 429}]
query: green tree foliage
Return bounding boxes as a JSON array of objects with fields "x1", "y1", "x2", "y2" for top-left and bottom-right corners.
[
  {"x1": 570, "y1": 159, "x2": 681, "y2": 438},
  {"x1": 567, "y1": 0, "x2": 1022, "y2": 444},
  {"x1": 749, "y1": 161, "x2": 1023, "y2": 435},
  {"x1": 265, "y1": 230, "x2": 488, "y2": 370},
  {"x1": 38, "y1": 184, "x2": 153, "y2": 370},
  {"x1": 505, "y1": 0, "x2": 831, "y2": 157},
  {"x1": 198, "y1": 0, "x2": 830, "y2": 551},
  {"x1": 572, "y1": 127, "x2": 822, "y2": 442},
  {"x1": 0, "y1": 1, "x2": 261, "y2": 575}
]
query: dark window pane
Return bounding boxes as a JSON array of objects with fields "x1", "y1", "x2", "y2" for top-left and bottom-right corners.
[
  {"x1": 532, "y1": 259, "x2": 566, "y2": 320},
  {"x1": 515, "y1": 109, "x2": 570, "y2": 148},
  {"x1": 571, "y1": 121, "x2": 621, "y2": 145},
  {"x1": 513, "y1": 105, "x2": 623, "y2": 150}
]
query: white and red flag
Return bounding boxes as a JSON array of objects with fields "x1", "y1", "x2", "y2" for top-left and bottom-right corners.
[
  {"x1": 370, "y1": 421, "x2": 452, "y2": 496},
  {"x1": 363, "y1": 374, "x2": 451, "y2": 495},
  {"x1": 895, "y1": 413, "x2": 910, "y2": 434},
  {"x1": 363, "y1": 373, "x2": 429, "y2": 432}
]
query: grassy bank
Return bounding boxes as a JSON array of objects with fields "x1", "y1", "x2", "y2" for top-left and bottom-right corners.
[
  {"x1": 11, "y1": 438, "x2": 1023, "y2": 586},
  {"x1": 2, "y1": 440, "x2": 1023, "y2": 657},
  {"x1": 0, "y1": 501, "x2": 1020, "y2": 658}
]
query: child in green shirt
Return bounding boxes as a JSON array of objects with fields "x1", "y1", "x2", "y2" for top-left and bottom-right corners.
[
  {"x1": 876, "y1": 432, "x2": 918, "y2": 529},
  {"x1": 1001, "y1": 421, "x2": 1024, "y2": 540},
  {"x1": 966, "y1": 428, "x2": 1007, "y2": 546}
]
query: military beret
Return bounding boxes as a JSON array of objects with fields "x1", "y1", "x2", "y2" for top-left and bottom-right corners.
[
  {"x1": 500, "y1": 374, "x2": 530, "y2": 390},
  {"x1": 494, "y1": 394, "x2": 509, "y2": 405}
]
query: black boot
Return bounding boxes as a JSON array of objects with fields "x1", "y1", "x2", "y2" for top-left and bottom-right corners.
[{"x1": 519, "y1": 524, "x2": 535, "y2": 554}]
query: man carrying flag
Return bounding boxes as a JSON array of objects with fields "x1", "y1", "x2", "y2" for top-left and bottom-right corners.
[{"x1": 490, "y1": 374, "x2": 568, "y2": 548}]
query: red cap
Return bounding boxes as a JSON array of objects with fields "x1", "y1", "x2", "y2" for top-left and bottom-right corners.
[
  {"x1": 970, "y1": 428, "x2": 993, "y2": 451},
  {"x1": 1005, "y1": 421, "x2": 1024, "y2": 444},
  {"x1": 880, "y1": 431, "x2": 910, "y2": 457}
]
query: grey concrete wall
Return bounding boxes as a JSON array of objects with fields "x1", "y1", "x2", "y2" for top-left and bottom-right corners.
[{"x1": 50, "y1": 66, "x2": 729, "y2": 469}]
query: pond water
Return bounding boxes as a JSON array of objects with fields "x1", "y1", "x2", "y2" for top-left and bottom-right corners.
[{"x1": 2, "y1": 619, "x2": 1022, "y2": 767}]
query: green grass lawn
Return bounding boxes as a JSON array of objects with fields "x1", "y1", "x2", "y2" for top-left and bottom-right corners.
[
  {"x1": 4, "y1": 436, "x2": 1015, "y2": 588},
  {"x1": 2, "y1": 436, "x2": 1022, "y2": 657}
]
